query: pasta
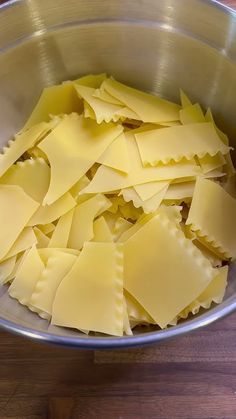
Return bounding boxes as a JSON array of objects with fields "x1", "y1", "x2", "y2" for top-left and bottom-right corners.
[{"x1": 0, "y1": 74, "x2": 234, "y2": 336}]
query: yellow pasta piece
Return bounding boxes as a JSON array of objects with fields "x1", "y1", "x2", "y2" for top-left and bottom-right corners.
[
  {"x1": 0, "y1": 158, "x2": 50, "y2": 202},
  {"x1": 33, "y1": 227, "x2": 50, "y2": 248},
  {"x1": 193, "y1": 240, "x2": 223, "y2": 267},
  {"x1": 118, "y1": 204, "x2": 182, "y2": 242},
  {"x1": 198, "y1": 153, "x2": 226, "y2": 174},
  {"x1": 205, "y1": 108, "x2": 229, "y2": 145},
  {"x1": 81, "y1": 133, "x2": 200, "y2": 193},
  {"x1": 205, "y1": 108, "x2": 235, "y2": 176},
  {"x1": 97, "y1": 133, "x2": 129, "y2": 173},
  {"x1": 27, "y1": 146, "x2": 49, "y2": 161},
  {"x1": 186, "y1": 178, "x2": 236, "y2": 259},
  {"x1": 52, "y1": 242, "x2": 123, "y2": 336},
  {"x1": 93, "y1": 216, "x2": 113, "y2": 242},
  {"x1": 5, "y1": 252, "x2": 26, "y2": 283},
  {"x1": 135, "y1": 122, "x2": 230, "y2": 166},
  {"x1": 125, "y1": 291, "x2": 154, "y2": 325},
  {"x1": 119, "y1": 201, "x2": 142, "y2": 220},
  {"x1": 0, "y1": 256, "x2": 17, "y2": 285},
  {"x1": 124, "y1": 212, "x2": 215, "y2": 328},
  {"x1": 179, "y1": 266, "x2": 228, "y2": 319},
  {"x1": 112, "y1": 217, "x2": 133, "y2": 241},
  {"x1": 22, "y1": 82, "x2": 82, "y2": 131},
  {"x1": 9, "y1": 245, "x2": 45, "y2": 306},
  {"x1": 74, "y1": 73, "x2": 107, "y2": 88},
  {"x1": 75, "y1": 85, "x2": 125, "y2": 123},
  {"x1": 84, "y1": 101, "x2": 96, "y2": 119},
  {"x1": 38, "y1": 223, "x2": 55, "y2": 235},
  {"x1": 0, "y1": 122, "x2": 52, "y2": 178},
  {"x1": 70, "y1": 175, "x2": 90, "y2": 201},
  {"x1": 107, "y1": 196, "x2": 126, "y2": 214},
  {"x1": 123, "y1": 297, "x2": 133, "y2": 335},
  {"x1": 27, "y1": 192, "x2": 76, "y2": 226},
  {"x1": 68, "y1": 194, "x2": 111, "y2": 250},
  {"x1": 38, "y1": 248, "x2": 79, "y2": 264},
  {"x1": 48, "y1": 208, "x2": 75, "y2": 248},
  {"x1": 101, "y1": 78, "x2": 180, "y2": 122},
  {"x1": 134, "y1": 180, "x2": 169, "y2": 201},
  {"x1": 164, "y1": 181, "x2": 195, "y2": 202},
  {"x1": 121, "y1": 182, "x2": 169, "y2": 213},
  {"x1": 93, "y1": 86, "x2": 124, "y2": 105},
  {"x1": 0, "y1": 185, "x2": 39, "y2": 260},
  {"x1": 2, "y1": 227, "x2": 37, "y2": 261},
  {"x1": 180, "y1": 103, "x2": 205, "y2": 124},
  {"x1": 180, "y1": 90, "x2": 192, "y2": 108},
  {"x1": 38, "y1": 113, "x2": 123, "y2": 204},
  {"x1": 30, "y1": 252, "x2": 77, "y2": 319}
]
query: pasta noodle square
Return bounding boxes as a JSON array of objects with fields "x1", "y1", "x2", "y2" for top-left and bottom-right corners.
[
  {"x1": 68, "y1": 194, "x2": 111, "y2": 250},
  {"x1": 9, "y1": 245, "x2": 45, "y2": 306},
  {"x1": 30, "y1": 252, "x2": 77, "y2": 319},
  {"x1": 124, "y1": 212, "x2": 215, "y2": 328},
  {"x1": 0, "y1": 185, "x2": 39, "y2": 260},
  {"x1": 38, "y1": 113, "x2": 123, "y2": 205},
  {"x1": 186, "y1": 177, "x2": 236, "y2": 259},
  {"x1": 52, "y1": 242, "x2": 124, "y2": 336},
  {"x1": 0, "y1": 158, "x2": 50, "y2": 203},
  {"x1": 135, "y1": 122, "x2": 230, "y2": 166}
]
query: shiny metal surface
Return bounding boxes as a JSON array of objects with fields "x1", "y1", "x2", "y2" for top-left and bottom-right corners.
[{"x1": 0, "y1": 0, "x2": 236, "y2": 348}]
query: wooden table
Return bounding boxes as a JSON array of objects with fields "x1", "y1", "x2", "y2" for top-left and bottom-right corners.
[{"x1": 1, "y1": 0, "x2": 236, "y2": 418}]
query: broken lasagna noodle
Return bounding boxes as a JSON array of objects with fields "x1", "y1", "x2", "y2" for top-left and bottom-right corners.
[{"x1": 0, "y1": 74, "x2": 235, "y2": 336}]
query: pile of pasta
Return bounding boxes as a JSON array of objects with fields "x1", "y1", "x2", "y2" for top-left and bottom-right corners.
[{"x1": 0, "y1": 73, "x2": 235, "y2": 336}]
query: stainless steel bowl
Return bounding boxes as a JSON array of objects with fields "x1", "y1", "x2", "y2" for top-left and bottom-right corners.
[{"x1": 1, "y1": 0, "x2": 236, "y2": 348}]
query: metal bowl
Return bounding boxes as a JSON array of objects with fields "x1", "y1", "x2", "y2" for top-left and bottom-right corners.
[{"x1": 1, "y1": 0, "x2": 236, "y2": 348}]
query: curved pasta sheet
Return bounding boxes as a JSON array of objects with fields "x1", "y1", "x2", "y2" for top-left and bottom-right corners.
[
  {"x1": 123, "y1": 297, "x2": 133, "y2": 336},
  {"x1": 101, "y1": 78, "x2": 180, "y2": 123},
  {"x1": 33, "y1": 227, "x2": 50, "y2": 248},
  {"x1": 0, "y1": 158, "x2": 50, "y2": 203},
  {"x1": 48, "y1": 208, "x2": 75, "y2": 248},
  {"x1": 0, "y1": 122, "x2": 52, "y2": 178},
  {"x1": 74, "y1": 73, "x2": 107, "y2": 89},
  {"x1": 124, "y1": 213, "x2": 215, "y2": 328},
  {"x1": 68, "y1": 194, "x2": 111, "y2": 250},
  {"x1": 30, "y1": 252, "x2": 77, "y2": 318},
  {"x1": 178, "y1": 265, "x2": 228, "y2": 319},
  {"x1": 22, "y1": 82, "x2": 82, "y2": 131},
  {"x1": 186, "y1": 178, "x2": 236, "y2": 259},
  {"x1": 135, "y1": 122, "x2": 230, "y2": 166},
  {"x1": 38, "y1": 113, "x2": 123, "y2": 204},
  {"x1": 27, "y1": 192, "x2": 76, "y2": 226},
  {"x1": 9, "y1": 246, "x2": 45, "y2": 306},
  {"x1": 125, "y1": 291, "x2": 154, "y2": 325},
  {"x1": 2, "y1": 227, "x2": 37, "y2": 261},
  {"x1": 0, "y1": 185, "x2": 39, "y2": 260},
  {"x1": 52, "y1": 242, "x2": 124, "y2": 336},
  {"x1": 198, "y1": 153, "x2": 226, "y2": 174}
]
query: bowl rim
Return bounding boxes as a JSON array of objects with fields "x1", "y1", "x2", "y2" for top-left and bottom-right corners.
[
  {"x1": 0, "y1": 0, "x2": 236, "y2": 348},
  {"x1": 1, "y1": 295, "x2": 236, "y2": 348}
]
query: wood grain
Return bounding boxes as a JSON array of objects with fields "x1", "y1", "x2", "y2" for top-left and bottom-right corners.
[{"x1": 1, "y1": 0, "x2": 236, "y2": 418}]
